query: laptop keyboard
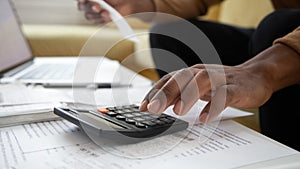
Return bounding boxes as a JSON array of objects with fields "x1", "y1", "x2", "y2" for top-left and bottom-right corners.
[{"x1": 19, "y1": 64, "x2": 75, "y2": 80}]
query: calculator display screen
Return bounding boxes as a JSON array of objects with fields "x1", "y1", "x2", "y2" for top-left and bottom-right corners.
[{"x1": 81, "y1": 112, "x2": 125, "y2": 129}]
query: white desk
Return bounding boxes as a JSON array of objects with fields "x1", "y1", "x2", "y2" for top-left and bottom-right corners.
[{"x1": 241, "y1": 154, "x2": 300, "y2": 169}]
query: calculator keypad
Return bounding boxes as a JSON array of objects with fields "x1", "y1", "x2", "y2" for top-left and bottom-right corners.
[{"x1": 100, "y1": 105, "x2": 175, "y2": 128}]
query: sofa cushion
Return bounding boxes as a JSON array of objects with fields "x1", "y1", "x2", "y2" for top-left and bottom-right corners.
[
  {"x1": 219, "y1": 0, "x2": 274, "y2": 27},
  {"x1": 22, "y1": 24, "x2": 134, "y2": 58}
]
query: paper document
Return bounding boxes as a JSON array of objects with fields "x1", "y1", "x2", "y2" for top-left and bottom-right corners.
[
  {"x1": 0, "y1": 84, "x2": 71, "y2": 105},
  {"x1": 0, "y1": 102, "x2": 58, "y2": 121},
  {"x1": 0, "y1": 119, "x2": 298, "y2": 169},
  {"x1": 90, "y1": 0, "x2": 139, "y2": 42},
  {"x1": 11, "y1": 120, "x2": 91, "y2": 152},
  {"x1": 0, "y1": 84, "x2": 72, "y2": 127}
]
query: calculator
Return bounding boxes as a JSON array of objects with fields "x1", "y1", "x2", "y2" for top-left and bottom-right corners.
[{"x1": 54, "y1": 104, "x2": 188, "y2": 141}]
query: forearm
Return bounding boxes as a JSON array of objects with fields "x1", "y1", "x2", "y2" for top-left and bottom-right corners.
[
  {"x1": 152, "y1": 0, "x2": 222, "y2": 19},
  {"x1": 239, "y1": 44, "x2": 300, "y2": 93},
  {"x1": 133, "y1": 0, "x2": 156, "y2": 13}
]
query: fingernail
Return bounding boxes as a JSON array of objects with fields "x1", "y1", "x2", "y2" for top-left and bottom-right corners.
[
  {"x1": 92, "y1": 6, "x2": 100, "y2": 13},
  {"x1": 179, "y1": 100, "x2": 185, "y2": 115},
  {"x1": 174, "y1": 100, "x2": 185, "y2": 115},
  {"x1": 147, "y1": 100, "x2": 161, "y2": 114},
  {"x1": 101, "y1": 11, "x2": 109, "y2": 18},
  {"x1": 139, "y1": 100, "x2": 147, "y2": 110},
  {"x1": 199, "y1": 112, "x2": 208, "y2": 124}
]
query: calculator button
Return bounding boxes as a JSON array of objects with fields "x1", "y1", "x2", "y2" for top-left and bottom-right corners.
[
  {"x1": 116, "y1": 115, "x2": 126, "y2": 120},
  {"x1": 159, "y1": 114, "x2": 168, "y2": 118},
  {"x1": 107, "y1": 107, "x2": 116, "y2": 111},
  {"x1": 142, "y1": 121, "x2": 157, "y2": 127},
  {"x1": 132, "y1": 112, "x2": 142, "y2": 116},
  {"x1": 106, "y1": 111, "x2": 118, "y2": 117},
  {"x1": 130, "y1": 108, "x2": 140, "y2": 112},
  {"x1": 149, "y1": 114, "x2": 160, "y2": 118},
  {"x1": 125, "y1": 118, "x2": 136, "y2": 124},
  {"x1": 98, "y1": 108, "x2": 109, "y2": 114},
  {"x1": 152, "y1": 120, "x2": 165, "y2": 125},
  {"x1": 123, "y1": 109, "x2": 133, "y2": 113},
  {"x1": 115, "y1": 106, "x2": 123, "y2": 110},
  {"x1": 135, "y1": 122, "x2": 147, "y2": 128},
  {"x1": 143, "y1": 116, "x2": 154, "y2": 120},
  {"x1": 140, "y1": 112, "x2": 150, "y2": 116},
  {"x1": 130, "y1": 105, "x2": 139, "y2": 108},
  {"x1": 159, "y1": 118, "x2": 174, "y2": 124},
  {"x1": 133, "y1": 117, "x2": 145, "y2": 122},
  {"x1": 122, "y1": 105, "x2": 132, "y2": 109},
  {"x1": 167, "y1": 116, "x2": 176, "y2": 121},
  {"x1": 115, "y1": 110, "x2": 126, "y2": 114},
  {"x1": 123, "y1": 114, "x2": 135, "y2": 118}
]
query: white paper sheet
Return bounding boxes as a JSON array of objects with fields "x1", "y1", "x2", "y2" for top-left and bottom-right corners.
[
  {"x1": 0, "y1": 83, "x2": 72, "y2": 106},
  {"x1": 1, "y1": 120, "x2": 298, "y2": 169},
  {"x1": 90, "y1": 0, "x2": 139, "y2": 43},
  {"x1": 0, "y1": 102, "x2": 59, "y2": 117},
  {"x1": 11, "y1": 120, "x2": 91, "y2": 152}
]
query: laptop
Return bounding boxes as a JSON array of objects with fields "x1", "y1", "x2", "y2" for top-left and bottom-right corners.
[{"x1": 0, "y1": 0, "x2": 121, "y2": 87}]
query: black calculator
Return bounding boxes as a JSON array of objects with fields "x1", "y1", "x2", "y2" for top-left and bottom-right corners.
[{"x1": 54, "y1": 104, "x2": 188, "y2": 141}]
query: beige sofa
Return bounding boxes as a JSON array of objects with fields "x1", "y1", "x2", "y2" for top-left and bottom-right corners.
[
  {"x1": 17, "y1": 0, "x2": 275, "y2": 131},
  {"x1": 19, "y1": 0, "x2": 274, "y2": 81}
]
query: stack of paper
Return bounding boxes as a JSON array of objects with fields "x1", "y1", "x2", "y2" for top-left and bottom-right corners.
[{"x1": 0, "y1": 84, "x2": 72, "y2": 127}]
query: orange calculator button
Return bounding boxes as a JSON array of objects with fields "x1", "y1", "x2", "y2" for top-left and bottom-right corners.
[{"x1": 98, "y1": 108, "x2": 109, "y2": 114}]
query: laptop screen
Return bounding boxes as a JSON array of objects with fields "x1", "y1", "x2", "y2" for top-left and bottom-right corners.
[{"x1": 0, "y1": 0, "x2": 32, "y2": 74}]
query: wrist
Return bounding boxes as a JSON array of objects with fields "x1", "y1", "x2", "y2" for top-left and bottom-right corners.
[
  {"x1": 239, "y1": 44, "x2": 300, "y2": 93},
  {"x1": 237, "y1": 57, "x2": 275, "y2": 94}
]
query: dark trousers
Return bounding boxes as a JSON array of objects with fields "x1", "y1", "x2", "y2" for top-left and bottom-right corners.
[{"x1": 150, "y1": 9, "x2": 300, "y2": 151}]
